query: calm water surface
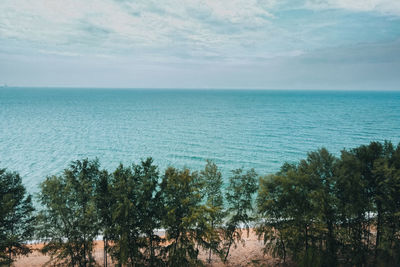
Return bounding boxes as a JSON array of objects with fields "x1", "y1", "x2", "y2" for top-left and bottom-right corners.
[{"x1": 1, "y1": 88, "x2": 400, "y2": 194}]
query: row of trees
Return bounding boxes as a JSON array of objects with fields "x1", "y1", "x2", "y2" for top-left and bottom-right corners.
[
  {"x1": 1, "y1": 140, "x2": 400, "y2": 266},
  {"x1": 257, "y1": 141, "x2": 400, "y2": 266},
  {"x1": 1, "y1": 158, "x2": 258, "y2": 266}
]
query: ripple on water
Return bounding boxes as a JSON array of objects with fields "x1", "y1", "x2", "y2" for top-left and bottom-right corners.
[{"x1": 1, "y1": 88, "x2": 400, "y2": 195}]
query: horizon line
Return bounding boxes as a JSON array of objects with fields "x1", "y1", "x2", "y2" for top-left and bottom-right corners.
[{"x1": 2, "y1": 86, "x2": 400, "y2": 92}]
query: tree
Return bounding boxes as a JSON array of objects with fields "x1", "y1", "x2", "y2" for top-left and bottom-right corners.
[
  {"x1": 257, "y1": 172, "x2": 292, "y2": 264},
  {"x1": 336, "y1": 141, "x2": 394, "y2": 266},
  {"x1": 106, "y1": 158, "x2": 163, "y2": 266},
  {"x1": 107, "y1": 163, "x2": 142, "y2": 266},
  {"x1": 383, "y1": 142, "x2": 400, "y2": 265},
  {"x1": 223, "y1": 168, "x2": 258, "y2": 262},
  {"x1": 200, "y1": 160, "x2": 224, "y2": 263},
  {"x1": 353, "y1": 142, "x2": 386, "y2": 263},
  {"x1": 370, "y1": 142, "x2": 400, "y2": 265},
  {"x1": 0, "y1": 169, "x2": 35, "y2": 265},
  {"x1": 160, "y1": 166, "x2": 209, "y2": 266},
  {"x1": 37, "y1": 159, "x2": 101, "y2": 266},
  {"x1": 95, "y1": 170, "x2": 113, "y2": 267},
  {"x1": 257, "y1": 149, "x2": 339, "y2": 267},
  {"x1": 257, "y1": 163, "x2": 317, "y2": 266},
  {"x1": 298, "y1": 148, "x2": 339, "y2": 267},
  {"x1": 133, "y1": 158, "x2": 164, "y2": 266},
  {"x1": 335, "y1": 149, "x2": 370, "y2": 266}
]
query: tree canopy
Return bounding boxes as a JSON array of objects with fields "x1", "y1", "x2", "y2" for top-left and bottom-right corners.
[
  {"x1": 37, "y1": 159, "x2": 101, "y2": 266},
  {"x1": 257, "y1": 142, "x2": 400, "y2": 266},
  {"x1": 0, "y1": 169, "x2": 35, "y2": 265},
  {"x1": 1, "y1": 140, "x2": 400, "y2": 266}
]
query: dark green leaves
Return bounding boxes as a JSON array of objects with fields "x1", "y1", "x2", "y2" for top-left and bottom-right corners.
[
  {"x1": 37, "y1": 159, "x2": 101, "y2": 266},
  {"x1": 4, "y1": 140, "x2": 399, "y2": 266},
  {"x1": 224, "y1": 168, "x2": 258, "y2": 262},
  {"x1": 0, "y1": 169, "x2": 35, "y2": 265},
  {"x1": 201, "y1": 160, "x2": 224, "y2": 263},
  {"x1": 160, "y1": 167, "x2": 206, "y2": 266},
  {"x1": 107, "y1": 158, "x2": 163, "y2": 266},
  {"x1": 256, "y1": 142, "x2": 400, "y2": 266}
]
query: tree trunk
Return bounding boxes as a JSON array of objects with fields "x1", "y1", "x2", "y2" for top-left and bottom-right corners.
[
  {"x1": 104, "y1": 237, "x2": 108, "y2": 267},
  {"x1": 83, "y1": 237, "x2": 87, "y2": 267},
  {"x1": 280, "y1": 237, "x2": 286, "y2": 263},
  {"x1": 224, "y1": 237, "x2": 233, "y2": 262},
  {"x1": 150, "y1": 234, "x2": 154, "y2": 266},
  {"x1": 327, "y1": 220, "x2": 336, "y2": 267},
  {"x1": 8, "y1": 246, "x2": 12, "y2": 267},
  {"x1": 366, "y1": 212, "x2": 371, "y2": 249},
  {"x1": 375, "y1": 202, "x2": 382, "y2": 264},
  {"x1": 305, "y1": 224, "x2": 308, "y2": 253},
  {"x1": 208, "y1": 220, "x2": 214, "y2": 263}
]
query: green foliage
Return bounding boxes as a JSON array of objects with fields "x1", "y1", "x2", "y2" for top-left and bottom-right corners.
[
  {"x1": 105, "y1": 157, "x2": 163, "y2": 266},
  {"x1": 0, "y1": 169, "x2": 35, "y2": 265},
  {"x1": 107, "y1": 163, "x2": 142, "y2": 265},
  {"x1": 133, "y1": 158, "x2": 164, "y2": 266},
  {"x1": 200, "y1": 160, "x2": 225, "y2": 262},
  {"x1": 257, "y1": 142, "x2": 400, "y2": 266},
  {"x1": 4, "y1": 140, "x2": 399, "y2": 266},
  {"x1": 257, "y1": 166, "x2": 315, "y2": 265},
  {"x1": 37, "y1": 159, "x2": 101, "y2": 266},
  {"x1": 160, "y1": 166, "x2": 209, "y2": 266},
  {"x1": 95, "y1": 170, "x2": 112, "y2": 237},
  {"x1": 223, "y1": 168, "x2": 258, "y2": 262},
  {"x1": 94, "y1": 169, "x2": 112, "y2": 267},
  {"x1": 298, "y1": 148, "x2": 338, "y2": 266},
  {"x1": 336, "y1": 141, "x2": 400, "y2": 266}
]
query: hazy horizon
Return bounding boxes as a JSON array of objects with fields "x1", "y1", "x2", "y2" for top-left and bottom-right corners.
[{"x1": 2, "y1": 86, "x2": 400, "y2": 91}]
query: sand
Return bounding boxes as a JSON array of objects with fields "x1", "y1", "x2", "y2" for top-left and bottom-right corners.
[{"x1": 13, "y1": 230, "x2": 280, "y2": 266}]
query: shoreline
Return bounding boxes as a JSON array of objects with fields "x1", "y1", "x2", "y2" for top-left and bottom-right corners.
[{"x1": 14, "y1": 229, "x2": 279, "y2": 267}]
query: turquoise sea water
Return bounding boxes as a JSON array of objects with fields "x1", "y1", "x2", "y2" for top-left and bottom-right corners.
[{"x1": 1, "y1": 88, "x2": 400, "y2": 194}]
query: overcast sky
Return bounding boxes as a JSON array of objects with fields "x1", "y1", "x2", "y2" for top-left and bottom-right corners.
[{"x1": 0, "y1": 0, "x2": 399, "y2": 90}]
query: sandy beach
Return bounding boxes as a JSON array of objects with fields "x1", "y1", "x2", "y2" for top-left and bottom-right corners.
[{"x1": 13, "y1": 230, "x2": 279, "y2": 267}]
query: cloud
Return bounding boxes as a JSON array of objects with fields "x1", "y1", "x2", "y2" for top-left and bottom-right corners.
[
  {"x1": 1, "y1": 0, "x2": 398, "y2": 62},
  {"x1": 0, "y1": 0, "x2": 275, "y2": 58},
  {"x1": 1, "y1": 39, "x2": 398, "y2": 90},
  {"x1": 0, "y1": 0, "x2": 399, "y2": 89},
  {"x1": 305, "y1": 0, "x2": 400, "y2": 16}
]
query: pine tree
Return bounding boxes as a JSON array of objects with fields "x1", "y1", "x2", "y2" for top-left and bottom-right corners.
[
  {"x1": 95, "y1": 169, "x2": 113, "y2": 267},
  {"x1": 160, "y1": 166, "x2": 209, "y2": 266},
  {"x1": 133, "y1": 158, "x2": 163, "y2": 266},
  {"x1": 257, "y1": 142, "x2": 400, "y2": 266},
  {"x1": 37, "y1": 159, "x2": 100, "y2": 266},
  {"x1": 107, "y1": 163, "x2": 142, "y2": 266},
  {"x1": 200, "y1": 160, "x2": 224, "y2": 263},
  {"x1": 98, "y1": 158, "x2": 163, "y2": 266},
  {"x1": 257, "y1": 172, "x2": 292, "y2": 263},
  {"x1": 298, "y1": 148, "x2": 339, "y2": 266},
  {"x1": 0, "y1": 169, "x2": 35, "y2": 265},
  {"x1": 223, "y1": 168, "x2": 258, "y2": 262},
  {"x1": 257, "y1": 163, "x2": 316, "y2": 265}
]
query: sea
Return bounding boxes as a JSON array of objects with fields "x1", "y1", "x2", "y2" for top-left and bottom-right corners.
[{"x1": 1, "y1": 88, "x2": 400, "y2": 194}]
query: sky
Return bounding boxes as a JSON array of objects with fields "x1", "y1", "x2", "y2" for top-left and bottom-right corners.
[{"x1": 0, "y1": 0, "x2": 399, "y2": 90}]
